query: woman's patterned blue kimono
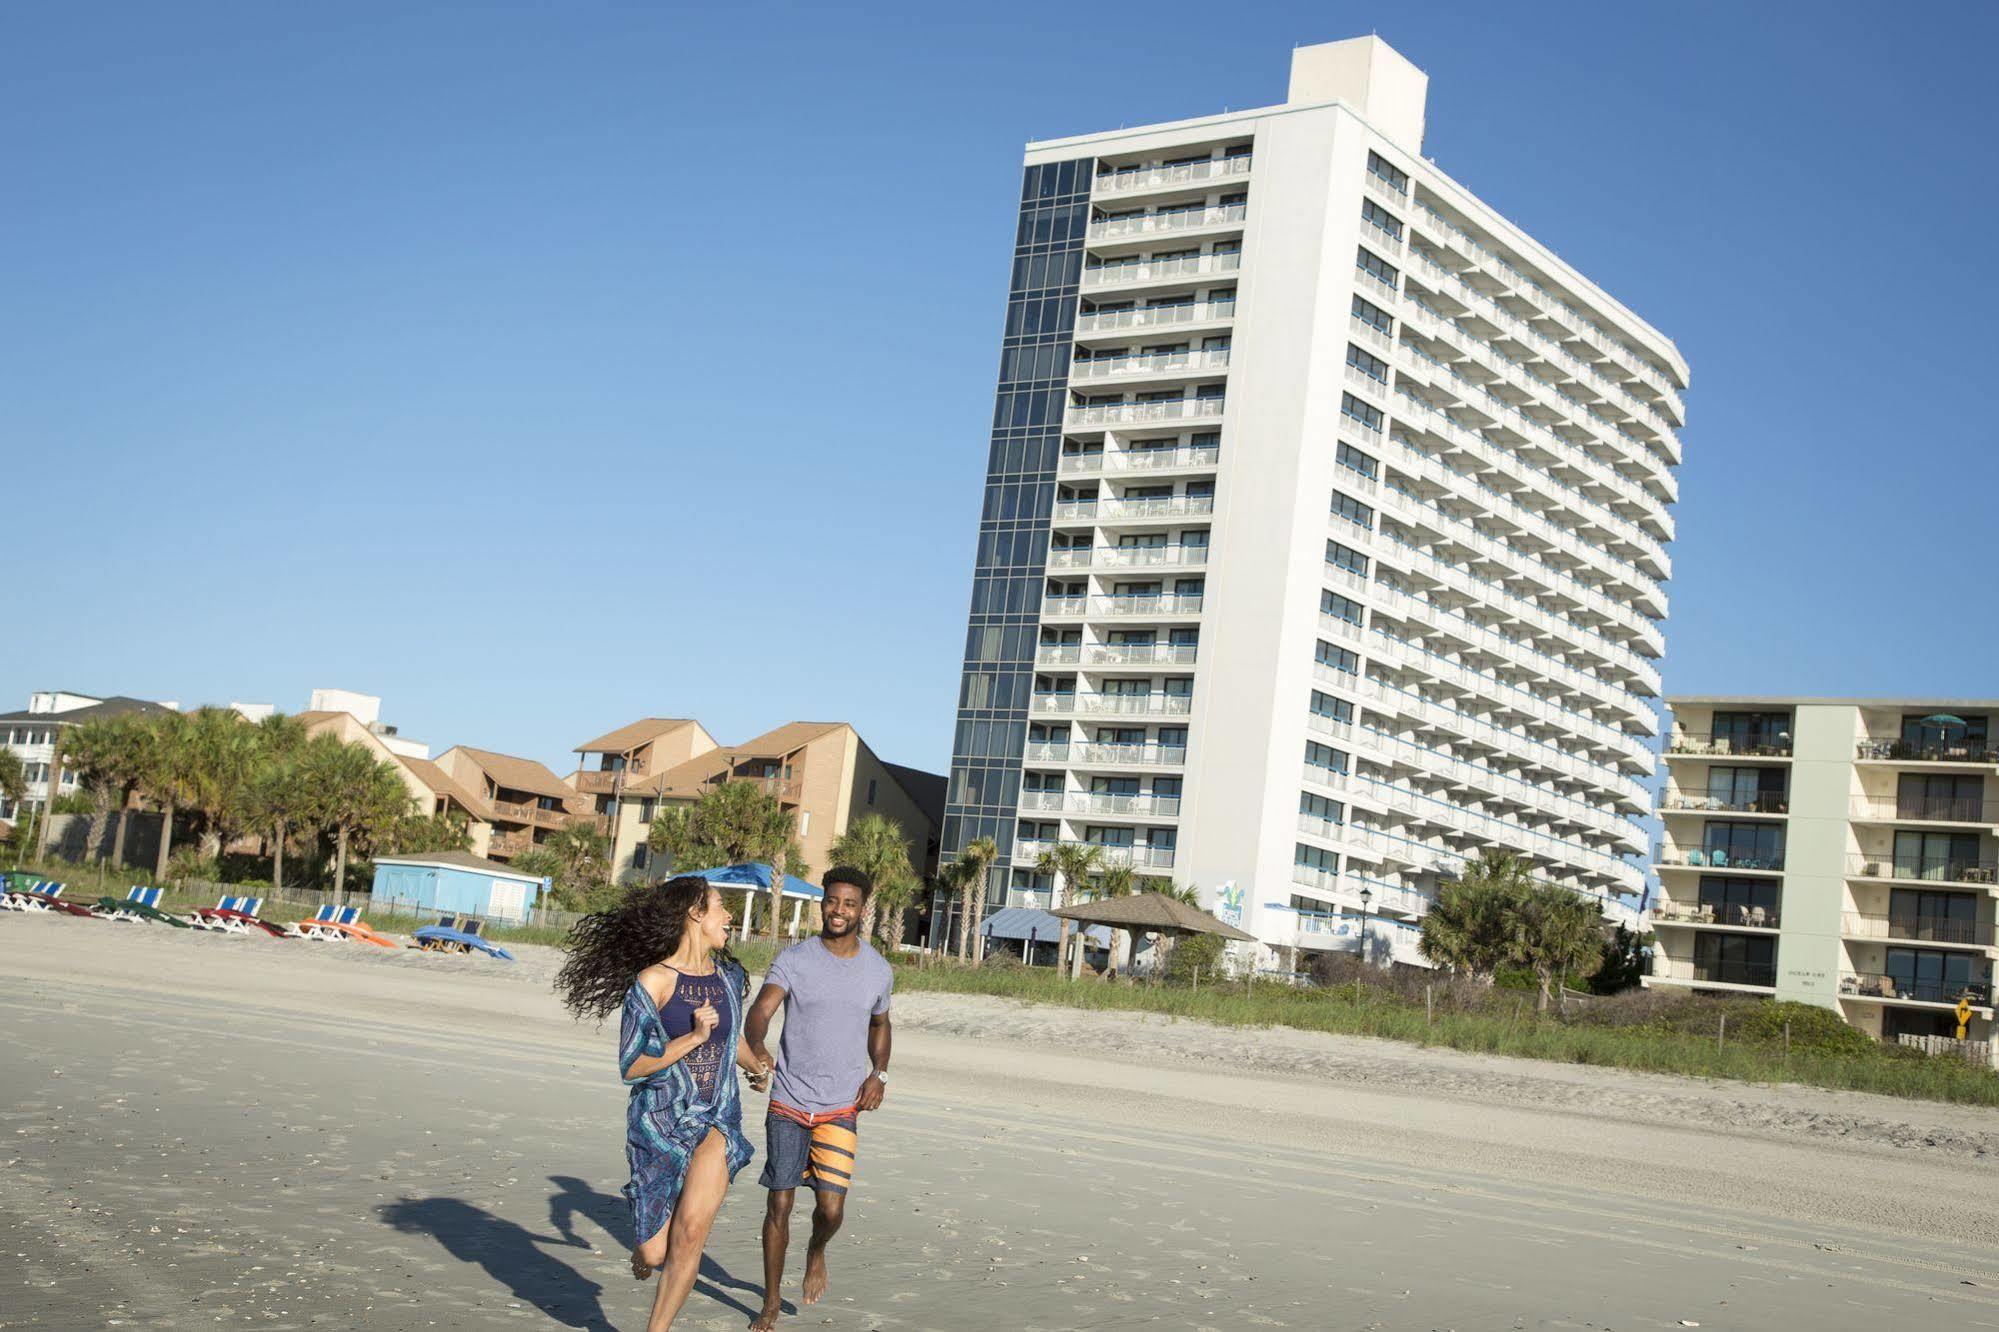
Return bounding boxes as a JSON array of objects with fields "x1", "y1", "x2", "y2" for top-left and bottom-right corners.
[{"x1": 619, "y1": 961, "x2": 756, "y2": 1241}]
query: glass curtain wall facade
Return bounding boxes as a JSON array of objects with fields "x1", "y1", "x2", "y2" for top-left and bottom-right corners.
[{"x1": 939, "y1": 158, "x2": 1092, "y2": 929}]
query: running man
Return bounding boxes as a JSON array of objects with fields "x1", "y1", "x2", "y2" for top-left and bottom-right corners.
[{"x1": 744, "y1": 867, "x2": 892, "y2": 1330}]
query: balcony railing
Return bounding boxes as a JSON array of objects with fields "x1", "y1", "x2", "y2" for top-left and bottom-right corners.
[
  {"x1": 1847, "y1": 853, "x2": 1999, "y2": 886},
  {"x1": 1066, "y1": 396, "x2": 1225, "y2": 427},
  {"x1": 490, "y1": 799, "x2": 535, "y2": 822},
  {"x1": 1053, "y1": 495, "x2": 1216, "y2": 523},
  {"x1": 1664, "y1": 732, "x2": 1793, "y2": 758},
  {"x1": 1042, "y1": 594, "x2": 1205, "y2": 618},
  {"x1": 1653, "y1": 958, "x2": 1776, "y2": 988},
  {"x1": 1059, "y1": 445, "x2": 1221, "y2": 475},
  {"x1": 1087, "y1": 643, "x2": 1198, "y2": 666},
  {"x1": 1020, "y1": 791, "x2": 1182, "y2": 818},
  {"x1": 1657, "y1": 848, "x2": 1785, "y2": 873},
  {"x1": 1841, "y1": 912, "x2": 1990, "y2": 946},
  {"x1": 1077, "y1": 299, "x2": 1236, "y2": 335},
  {"x1": 1048, "y1": 544, "x2": 1207, "y2": 571},
  {"x1": 1660, "y1": 793, "x2": 1789, "y2": 815},
  {"x1": 486, "y1": 831, "x2": 531, "y2": 857},
  {"x1": 1851, "y1": 795, "x2": 1999, "y2": 824},
  {"x1": 1088, "y1": 203, "x2": 1246, "y2": 241},
  {"x1": 1069, "y1": 742, "x2": 1187, "y2": 766},
  {"x1": 1652, "y1": 902, "x2": 1779, "y2": 928},
  {"x1": 1857, "y1": 738, "x2": 1999, "y2": 763},
  {"x1": 1082, "y1": 252, "x2": 1242, "y2": 289},
  {"x1": 1069, "y1": 348, "x2": 1231, "y2": 381},
  {"x1": 1840, "y1": 971, "x2": 1993, "y2": 1006},
  {"x1": 1093, "y1": 155, "x2": 1251, "y2": 195},
  {"x1": 575, "y1": 767, "x2": 642, "y2": 795},
  {"x1": 1013, "y1": 838, "x2": 1176, "y2": 870}
]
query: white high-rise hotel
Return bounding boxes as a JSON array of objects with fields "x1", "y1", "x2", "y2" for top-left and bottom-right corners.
[{"x1": 942, "y1": 37, "x2": 1688, "y2": 965}]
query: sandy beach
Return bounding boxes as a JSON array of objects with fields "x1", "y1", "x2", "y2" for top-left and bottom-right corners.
[{"x1": 5, "y1": 913, "x2": 1999, "y2": 1330}]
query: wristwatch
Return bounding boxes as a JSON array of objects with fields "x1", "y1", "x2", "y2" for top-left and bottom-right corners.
[{"x1": 871, "y1": 1069, "x2": 889, "y2": 1084}]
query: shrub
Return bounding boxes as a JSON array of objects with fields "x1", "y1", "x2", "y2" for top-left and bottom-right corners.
[{"x1": 1162, "y1": 932, "x2": 1223, "y2": 983}]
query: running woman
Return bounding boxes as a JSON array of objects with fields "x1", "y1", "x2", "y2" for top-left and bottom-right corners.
[
  {"x1": 744, "y1": 867, "x2": 892, "y2": 1330},
  {"x1": 555, "y1": 876, "x2": 773, "y2": 1332}
]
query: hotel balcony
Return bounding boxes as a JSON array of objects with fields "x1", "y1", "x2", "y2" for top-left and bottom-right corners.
[
  {"x1": 1042, "y1": 593, "x2": 1205, "y2": 620},
  {"x1": 1081, "y1": 251, "x2": 1242, "y2": 293},
  {"x1": 1085, "y1": 643, "x2": 1200, "y2": 667},
  {"x1": 1029, "y1": 692, "x2": 1192, "y2": 719},
  {"x1": 1066, "y1": 396, "x2": 1225, "y2": 430},
  {"x1": 1087, "y1": 202, "x2": 1246, "y2": 245},
  {"x1": 1650, "y1": 901, "x2": 1780, "y2": 930},
  {"x1": 1845, "y1": 852, "x2": 1999, "y2": 888},
  {"x1": 1019, "y1": 791, "x2": 1183, "y2": 819},
  {"x1": 1656, "y1": 848, "x2": 1784, "y2": 875},
  {"x1": 1053, "y1": 494, "x2": 1215, "y2": 524},
  {"x1": 1069, "y1": 347, "x2": 1230, "y2": 387},
  {"x1": 491, "y1": 799, "x2": 571, "y2": 829},
  {"x1": 1841, "y1": 912, "x2": 1995, "y2": 951},
  {"x1": 1839, "y1": 971, "x2": 1993, "y2": 1009},
  {"x1": 1058, "y1": 446, "x2": 1220, "y2": 481},
  {"x1": 1035, "y1": 740, "x2": 1188, "y2": 767},
  {"x1": 1047, "y1": 544, "x2": 1209, "y2": 572},
  {"x1": 1012, "y1": 838, "x2": 1176, "y2": 870},
  {"x1": 1076, "y1": 298, "x2": 1236, "y2": 339},
  {"x1": 1856, "y1": 738, "x2": 1999, "y2": 765},
  {"x1": 1649, "y1": 957, "x2": 1776, "y2": 991},
  {"x1": 1659, "y1": 792, "x2": 1789, "y2": 817},
  {"x1": 1663, "y1": 731, "x2": 1793, "y2": 759},
  {"x1": 1092, "y1": 154, "x2": 1252, "y2": 198},
  {"x1": 1850, "y1": 795, "x2": 1999, "y2": 827}
]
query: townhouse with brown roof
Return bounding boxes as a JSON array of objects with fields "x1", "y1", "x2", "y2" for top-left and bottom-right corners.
[
  {"x1": 432, "y1": 745, "x2": 586, "y2": 862},
  {"x1": 298, "y1": 710, "x2": 504, "y2": 855},
  {"x1": 574, "y1": 718, "x2": 944, "y2": 884}
]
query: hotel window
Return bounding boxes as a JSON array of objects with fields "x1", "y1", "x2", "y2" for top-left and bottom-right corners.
[
  {"x1": 1315, "y1": 641, "x2": 1360, "y2": 675},
  {"x1": 1336, "y1": 441, "x2": 1378, "y2": 479},
  {"x1": 633, "y1": 845, "x2": 651, "y2": 871},
  {"x1": 1892, "y1": 829, "x2": 1981, "y2": 879},
  {"x1": 1361, "y1": 198, "x2": 1403, "y2": 240},
  {"x1": 1366, "y1": 150, "x2": 1408, "y2": 194},
  {"x1": 1355, "y1": 247, "x2": 1400, "y2": 290},
  {"x1": 1709, "y1": 711, "x2": 1791, "y2": 751},
  {"x1": 1695, "y1": 876, "x2": 1779, "y2": 926},
  {"x1": 867, "y1": 779, "x2": 877, "y2": 806},
  {"x1": 1351, "y1": 294, "x2": 1392, "y2": 334},
  {"x1": 1898, "y1": 773, "x2": 1985, "y2": 822},
  {"x1": 1340, "y1": 392, "x2": 1384, "y2": 433},
  {"x1": 1295, "y1": 842, "x2": 1339, "y2": 874},
  {"x1": 1325, "y1": 539, "x2": 1368, "y2": 573},
  {"x1": 1320, "y1": 590, "x2": 1364, "y2": 625},
  {"x1": 1304, "y1": 740, "x2": 1348, "y2": 773},
  {"x1": 1299, "y1": 791, "x2": 1344, "y2": 825},
  {"x1": 1330, "y1": 490, "x2": 1374, "y2": 530},
  {"x1": 1704, "y1": 766, "x2": 1786, "y2": 813},
  {"x1": 1700, "y1": 822, "x2": 1783, "y2": 871},
  {"x1": 1309, "y1": 692, "x2": 1353, "y2": 723},
  {"x1": 1345, "y1": 343, "x2": 1390, "y2": 384}
]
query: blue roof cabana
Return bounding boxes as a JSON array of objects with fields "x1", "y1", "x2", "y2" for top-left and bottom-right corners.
[{"x1": 684, "y1": 862, "x2": 824, "y2": 939}]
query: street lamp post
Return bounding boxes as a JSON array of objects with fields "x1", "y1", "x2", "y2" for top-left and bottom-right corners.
[{"x1": 1356, "y1": 885, "x2": 1373, "y2": 967}]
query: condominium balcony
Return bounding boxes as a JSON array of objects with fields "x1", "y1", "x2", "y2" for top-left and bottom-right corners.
[
  {"x1": 486, "y1": 830, "x2": 531, "y2": 858},
  {"x1": 1012, "y1": 838, "x2": 1176, "y2": 870},
  {"x1": 1085, "y1": 643, "x2": 1199, "y2": 666},
  {"x1": 1856, "y1": 737, "x2": 1999, "y2": 764},
  {"x1": 1288, "y1": 861, "x2": 1432, "y2": 919},
  {"x1": 1047, "y1": 543, "x2": 1208, "y2": 572},
  {"x1": 1659, "y1": 792, "x2": 1789, "y2": 816},
  {"x1": 1651, "y1": 901, "x2": 1779, "y2": 930},
  {"x1": 1846, "y1": 852, "x2": 1999, "y2": 887},
  {"x1": 1042, "y1": 593, "x2": 1205, "y2": 619},
  {"x1": 1058, "y1": 444, "x2": 1221, "y2": 476},
  {"x1": 1076, "y1": 298, "x2": 1235, "y2": 337},
  {"x1": 1066, "y1": 396, "x2": 1225, "y2": 429},
  {"x1": 492, "y1": 799, "x2": 571, "y2": 829},
  {"x1": 1019, "y1": 790, "x2": 1182, "y2": 818},
  {"x1": 1093, "y1": 154, "x2": 1251, "y2": 197},
  {"x1": 1088, "y1": 203, "x2": 1246, "y2": 244},
  {"x1": 1841, "y1": 912, "x2": 1993, "y2": 949},
  {"x1": 1302, "y1": 761, "x2": 1348, "y2": 792},
  {"x1": 1650, "y1": 958, "x2": 1776, "y2": 990},
  {"x1": 1029, "y1": 693, "x2": 1193, "y2": 718},
  {"x1": 1063, "y1": 741, "x2": 1187, "y2": 767},
  {"x1": 1839, "y1": 971, "x2": 1993, "y2": 1008},
  {"x1": 1052, "y1": 495, "x2": 1215, "y2": 524},
  {"x1": 1663, "y1": 732, "x2": 1792, "y2": 759},
  {"x1": 575, "y1": 766, "x2": 643, "y2": 795},
  {"x1": 1851, "y1": 794, "x2": 1999, "y2": 826},
  {"x1": 1081, "y1": 251, "x2": 1242, "y2": 291},
  {"x1": 1656, "y1": 848, "x2": 1785, "y2": 874},
  {"x1": 1069, "y1": 347, "x2": 1231, "y2": 384}
]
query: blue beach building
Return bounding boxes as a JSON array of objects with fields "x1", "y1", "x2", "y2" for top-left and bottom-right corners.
[{"x1": 371, "y1": 850, "x2": 550, "y2": 923}]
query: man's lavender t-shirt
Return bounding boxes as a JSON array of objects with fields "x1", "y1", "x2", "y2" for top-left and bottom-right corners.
[{"x1": 764, "y1": 937, "x2": 893, "y2": 1115}]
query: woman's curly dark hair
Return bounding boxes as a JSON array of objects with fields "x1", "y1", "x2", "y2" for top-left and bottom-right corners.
[{"x1": 555, "y1": 875, "x2": 746, "y2": 1021}]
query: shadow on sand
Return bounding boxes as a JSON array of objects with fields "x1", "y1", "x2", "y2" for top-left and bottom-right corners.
[{"x1": 379, "y1": 1177, "x2": 774, "y2": 1329}]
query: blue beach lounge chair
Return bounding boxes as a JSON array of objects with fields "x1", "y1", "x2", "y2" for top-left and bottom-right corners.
[
  {"x1": 93, "y1": 885, "x2": 189, "y2": 927},
  {"x1": 7, "y1": 882, "x2": 91, "y2": 917},
  {"x1": 188, "y1": 895, "x2": 285, "y2": 937},
  {"x1": 412, "y1": 915, "x2": 514, "y2": 961}
]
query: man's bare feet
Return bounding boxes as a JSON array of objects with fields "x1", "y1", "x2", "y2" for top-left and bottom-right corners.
[
  {"x1": 630, "y1": 1247, "x2": 654, "y2": 1281},
  {"x1": 802, "y1": 1247, "x2": 829, "y2": 1305},
  {"x1": 749, "y1": 1301, "x2": 783, "y2": 1330}
]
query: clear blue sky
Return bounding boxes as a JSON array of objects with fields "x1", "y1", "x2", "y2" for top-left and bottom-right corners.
[{"x1": 6, "y1": 1, "x2": 1995, "y2": 778}]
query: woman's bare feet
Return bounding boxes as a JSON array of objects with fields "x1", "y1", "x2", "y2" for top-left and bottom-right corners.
[
  {"x1": 802, "y1": 1246, "x2": 829, "y2": 1305},
  {"x1": 630, "y1": 1247, "x2": 654, "y2": 1281}
]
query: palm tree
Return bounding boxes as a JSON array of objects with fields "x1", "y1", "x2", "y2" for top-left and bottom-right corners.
[
  {"x1": 544, "y1": 820, "x2": 612, "y2": 898},
  {"x1": 828, "y1": 814, "x2": 915, "y2": 944},
  {"x1": 299, "y1": 733, "x2": 413, "y2": 904},
  {"x1": 1419, "y1": 849, "x2": 1535, "y2": 984},
  {"x1": 0, "y1": 747, "x2": 25, "y2": 817},
  {"x1": 1034, "y1": 839, "x2": 1104, "y2": 972},
  {"x1": 233, "y1": 713, "x2": 313, "y2": 892},
  {"x1": 647, "y1": 780, "x2": 802, "y2": 938},
  {"x1": 93, "y1": 714, "x2": 153, "y2": 873},
  {"x1": 872, "y1": 869, "x2": 920, "y2": 951},
  {"x1": 954, "y1": 836, "x2": 999, "y2": 962},
  {"x1": 50, "y1": 717, "x2": 124, "y2": 864},
  {"x1": 1093, "y1": 861, "x2": 1141, "y2": 975},
  {"x1": 186, "y1": 706, "x2": 258, "y2": 861},
  {"x1": 1510, "y1": 885, "x2": 1606, "y2": 1012},
  {"x1": 140, "y1": 710, "x2": 204, "y2": 882}
]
